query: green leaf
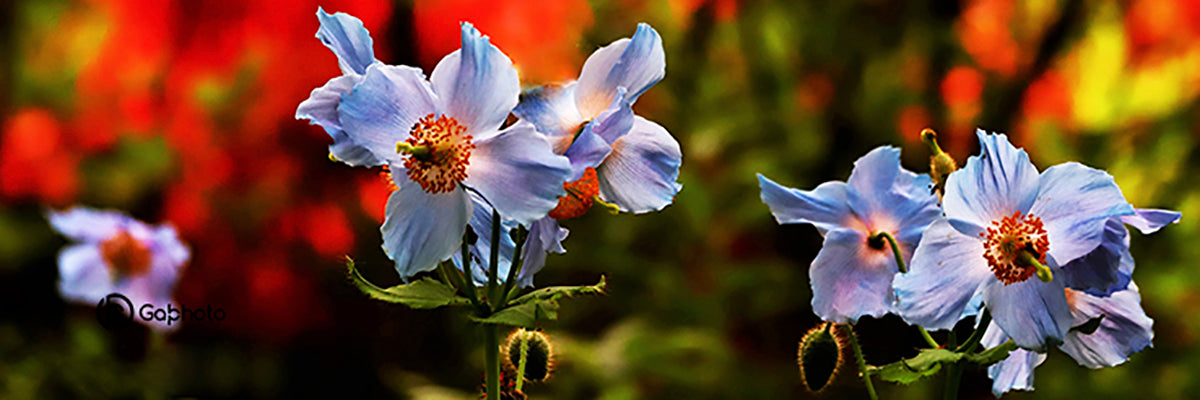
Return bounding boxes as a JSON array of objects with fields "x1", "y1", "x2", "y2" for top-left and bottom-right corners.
[
  {"x1": 346, "y1": 257, "x2": 470, "y2": 309},
  {"x1": 471, "y1": 276, "x2": 607, "y2": 327},
  {"x1": 965, "y1": 340, "x2": 1019, "y2": 367},
  {"x1": 869, "y1": 349, "x2": 962, "y2": 385}
]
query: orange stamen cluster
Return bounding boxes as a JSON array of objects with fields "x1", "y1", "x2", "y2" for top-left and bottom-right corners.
[
  {"x1": 401, "y1": 114, "x2": 473, "y2": 194},
  {"x1": 980, "y1": 211, "x2": 1049, "y2": 285},
  {"x1": 99, "y1": 230, "x2": 152, "y2": 278},
  {"x1": 548, "y1": 168, "x2": 600, "y2": 220}
]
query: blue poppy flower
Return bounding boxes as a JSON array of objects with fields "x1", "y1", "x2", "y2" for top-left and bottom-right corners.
[
  {"x1": 513, "y1": 23, "x2": 682, "y2": 215},
  {"x1": 984, "y1": 208, "x2": 1177, "y2": 396},
  {"x1": 894, "y1": 130, "x2": 1138, "y2": 351},
  {"x1": 323, "y1": 20, "x2": 571, "y2": 280},
  {"x1": 47, "y1": 206, "x2": 190, "y2": 331},
  {"x1": 758, "y1": 146, "x2": 941, "y2": 323},
  {"x1": 295, "y1": 8, "x2": 385, "y2": 167}
]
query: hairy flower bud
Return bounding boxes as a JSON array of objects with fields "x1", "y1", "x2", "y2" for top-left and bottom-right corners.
[
  {"x1": 503, "y1": 329, "x2": 554, "y2": 383},
  {"x1": 798, "y1": 322, "x2": 844, "y2": 392},
  {"x1": 922, "y1": 128, "x2": 957, "y2": 197}
]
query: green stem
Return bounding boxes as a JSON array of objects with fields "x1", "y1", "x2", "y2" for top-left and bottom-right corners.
[
  {"x1": 500, "y1": 226, "x2": 528, "y2": 305},
  {"x1": 485, "y1": 325, "x2": 500, "y2": 400},
  {"x1": 514, "y1": 332, "x2": 529, "y2": 393},
  {"x1": 943, "y1": 330, "x2": 960, "y2": 400},
  {"x1": 956, "y1": 309, "x2": 991, "y2": 353},
  {"x1": 488, "y1": 210, "x2": 501, "y2": 309},
  {"x1": 458, "y1": 239, "x2": 481, "y2": 309},
  {"x1": 875, "y1": 230, "x2": 940, "y2": 349},
  {"x1": 845, "y1": 324, "x2": 880, "y2": 400}
]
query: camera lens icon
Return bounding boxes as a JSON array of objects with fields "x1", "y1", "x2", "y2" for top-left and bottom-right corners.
[{"x1": 96, "y1": 293, "x2": 135, "y2": 331}]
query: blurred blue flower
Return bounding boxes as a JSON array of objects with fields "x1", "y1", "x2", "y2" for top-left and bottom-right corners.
[
  {"x1": 514, "y1": 23, "x2": 682, "y2": 215},
  {"x1": 895, "y1": 130, "x2": 1137, "y2": 351},
  {"x1": 296, "y1": 8, "x2": 385, "y2": 167},
  {"x1": 316, "y1": 18, "x2": 570, "y2": 279},
  {"x1": 47, "y1": 206, "x2": 190, "y2": 331},
  {"x1": 984, "y1": 209, "x2": 1178, "y2": 396},
  {"x1": 758, "y1": 146, "x2": 940, "y2": 323}
]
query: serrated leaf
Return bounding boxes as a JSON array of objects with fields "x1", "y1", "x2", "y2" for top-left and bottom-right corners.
[
  {"x1": 346, "y1": 257, "x2": 470, "y2": 309},
  {"x1": 869, "y1": 349, "x2": 963, "y2": 385},
  {"x1": 510, "y1": 275, "x2": 607, "y2": 305},
  {"x1": 965, "y1": 340, "x2": 1019, "y2": 367},
  {"x1": 470, "y1": 300, "x2": 559, "y2": 327}
]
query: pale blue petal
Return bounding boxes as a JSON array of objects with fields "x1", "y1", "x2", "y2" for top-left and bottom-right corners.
[
  {"x1": 596, "y1": 117, "x2": 682, "y2": 213},
  {"x1": 430, "y1": 22, "x2": 520, "y2": 138},
  {"x1": 47, "y1": 207, "x2": 129, "y2": 243},
  {"x1": 984, "y1": 276, "x2": 1072, "y2": 351},
  {"x1": 296, "y1": 75, "x2": 385, "y2": 167},
  {"x1": 451, "y1": 192, "x2": 515, "y2": 286},
  {"x1": 562, "y1": 130, "x2": 612, "y2": 181},
  {"x1": 843, "y1": 146, "x2": 940, "y2": 245},
  {"x1": 1060, "y1": 284, "x2": 1153, "y2": 368},
  {"x1": 329, "y1": 130, "x2": 385, "y2": 167},
  {"x1": 57, "y1": 244, "x2": 114, "y2": 304},
  {"x1": 517, "y1": 217, "x2": 569, "y2": 288},
  {"x1": 894, "y1": 218, "x2": 993, "y2": 330},
  {"x1": 988, "y1": 345, "x2": 1046, "y2": 397},
  {"x1": 1030, "y1": 162, "x2": 1133, "y2": 265},
  {"x1": 574, "y1": 24, "x2": 665, "y2": 118},
  {"x1": 338, "y1": 64, "x2": 438, "y2": 165},
  {"x1": 514, "y1": 83, "x2": 584, "y2": 150},
  {"x1": 585, "y1": 87, "x2": 634, "y2": 145},
  {"x1": 758, "y1": 175, "x2": 851, "y2": 234},
  {"x1": 464, "y1": 122, "x2": 571, "y2": 225},
  {"x1": 381, "y1": 177, "x2": 472, "y2": 279},
  {"x1": 316, "y1": 7, "x2": 376, "y2": 75},
  {"x1": 810, "y1": 228, "x2": 897, "y2": 323},
  {"x1": 942, "y1": 130, "x2": 1040, "y2": 236},
  {"x1": 1120, "y1": 208, "x2": 1182, "y2": 234},
  {"x1": 1061, "y1": 218, "x2": 1129, "y2": 296}
]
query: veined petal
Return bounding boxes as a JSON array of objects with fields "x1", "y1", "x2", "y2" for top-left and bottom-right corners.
[
  {"x1": 1030, "y1": 162, "x2": 1133, "y2": 265},
  {"x1": 843, "y1": 146, "x2": 941, "y2": 245},
  {"x1": 47, "y1": 207, "x2": 128, "y2": 243},
  {"x1": 983, "y1": 277, "x2": 1072, "y2": 351},
  {"x1": 451, "y1": 192, "x2": 515, "y2": 286},
  {"x1": 810, "y1": 228, "x2": 897, "y2": 323},
  {"x1": 758, "y1": 175, "x2": 851, "y2": 234},
  {"x1": 316, "y1": 7, "x2": 376, "y2": 75},
  {"x1": 338, "y1": 64, "x2": 438, "y2": 165},
  {"x1": 894, "y1": 218, "x2": 993, "y2": 330},
  {"x1": 1060, "y1": 284, "x2": 1153, "y2": 368},
  {"x1": 596, "y1": 116, "x2": 682, "y2": 213},
  {"x1": 988, "y1": 343, "x2": 1046, "y2": 396},
  {"x1": 1120, "y1": 208, "x2": 1182, "y2": 234},
  {"x1": 381, "y1": 177, "x2": 471, "y2": 279},
  {"x1": 464, "y1": 122, "x2": 571, "y2": 225},
  {"x1": 563, "y1": 130, "x2": 612, "y2": 181},
  {"x1": 329, "y1": 130, "x2": 384, "y2": 167},
  {"x1": 1060, "y1": 218, "x2": 1129, "y2": 296},
  {"x1": 943, "y1": 130, "x2": 1040, "y2": 236},
  {"x1": 517, "y1": 217, "x2": 569, "y2": 288},
  {"x1": 586, "y1": 87, "x2": 634, "y2": 145},
  {"x1": 297, "y1": 75, "x2": 385, "y2": 167},
  {"x1": 514, "y1": 83, "x2": 585, "y2": 148},
  {"x1": 575, "y1": 23, "x2": 665, "y2": 119},
  {"x1": 430, "y1": 22, "x2": 520, "y2": 139},
  {"x1": 57, "y1": 244, "x2": 114, "y2": 304}
]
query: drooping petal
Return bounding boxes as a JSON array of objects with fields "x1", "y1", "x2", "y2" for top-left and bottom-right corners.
[
  {"x1": 585, "y1": 87, "x2": 634, "y2": 145},
  {"x1": 942, "y1": 130, "x2": 1040, "y2": 237},
  {"x1": 464, "y1": 122, "x2": 571, "y2": 225},
  {"x1": 894, "y1": 218, "x2": 993, "y2": 330},
  {"x1": 1120, "y1": 208, "x2": 1182, "y2": 234},
  {"x1": 574, "y1": 23, "x2": 665, "y2": 119},
  {"x1": 1060, "y1": 218, "x2": 1128, "y2": 296},
  {"x1": 451, "y1": 192, "x2": 515, "y2": 286},
  {"x1": 984, "y1": 324, "x2": 1046, "y2": 398},
  {"x1": 1059, "y1": 284, "x2": 1154, "y2": 368},
  {"x1": 758, "y1": 175, "x2": 852, "y2": 235},
  {"x1": 430, "y1": 22, "x2": 520, "y2": 138},
  {"x1": 381, "y1": 177, "x2": 472, "y2": 279},
  {"x1": 517, "y1": 217, "x2": 569, "y2": 288},
  {"x1": 338, "y1": 64, "x2": 439, "y2": 165},
  {"x1": 983, "y1": 276, "x2": 1072, "y2": 351},
  {"x1": 562, "y1": 130, "x2": 612, "y2": 181},
  {"x1": 514, "y1": 83, "x2": 585, "y2": 148},
  {"x1": 843, "y1": 146, "x2": 940, "y2": 245},
  {"x1": 46, "y1": 207, "x2": 127, "y2": 243},
  {"x1": 56, "y1": 244, "x2": 114, "y2": 304},
  {"x1": 316, "y1": 7, "x2": 376, "y2": 75},
  {"x1": 1030, "y1": 162, "x2": 1133, "y2": 265},
  {"x1": 596, "y1": 117, "x2": 682, "y2": 213},
  {"x1": 297, "y1": 75, "x2": 385, "y2": 167},
  {"x1": 809, "y1": 228, "x2": 897, "y2": 323}
]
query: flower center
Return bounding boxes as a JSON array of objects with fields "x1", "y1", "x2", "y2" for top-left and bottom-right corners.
[
  {"x1": 979, "y1": 211, "x2": 1050, "y2": 285},
  {"x1": 396, "y1": 114, "x2": 473, "y2": 194},
  {"x1": 549, "y1": 168, "x2": 601, "y2": 220},
  {"x1": 99, "y1": 230, "x2": 152, "y2": 278}
]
